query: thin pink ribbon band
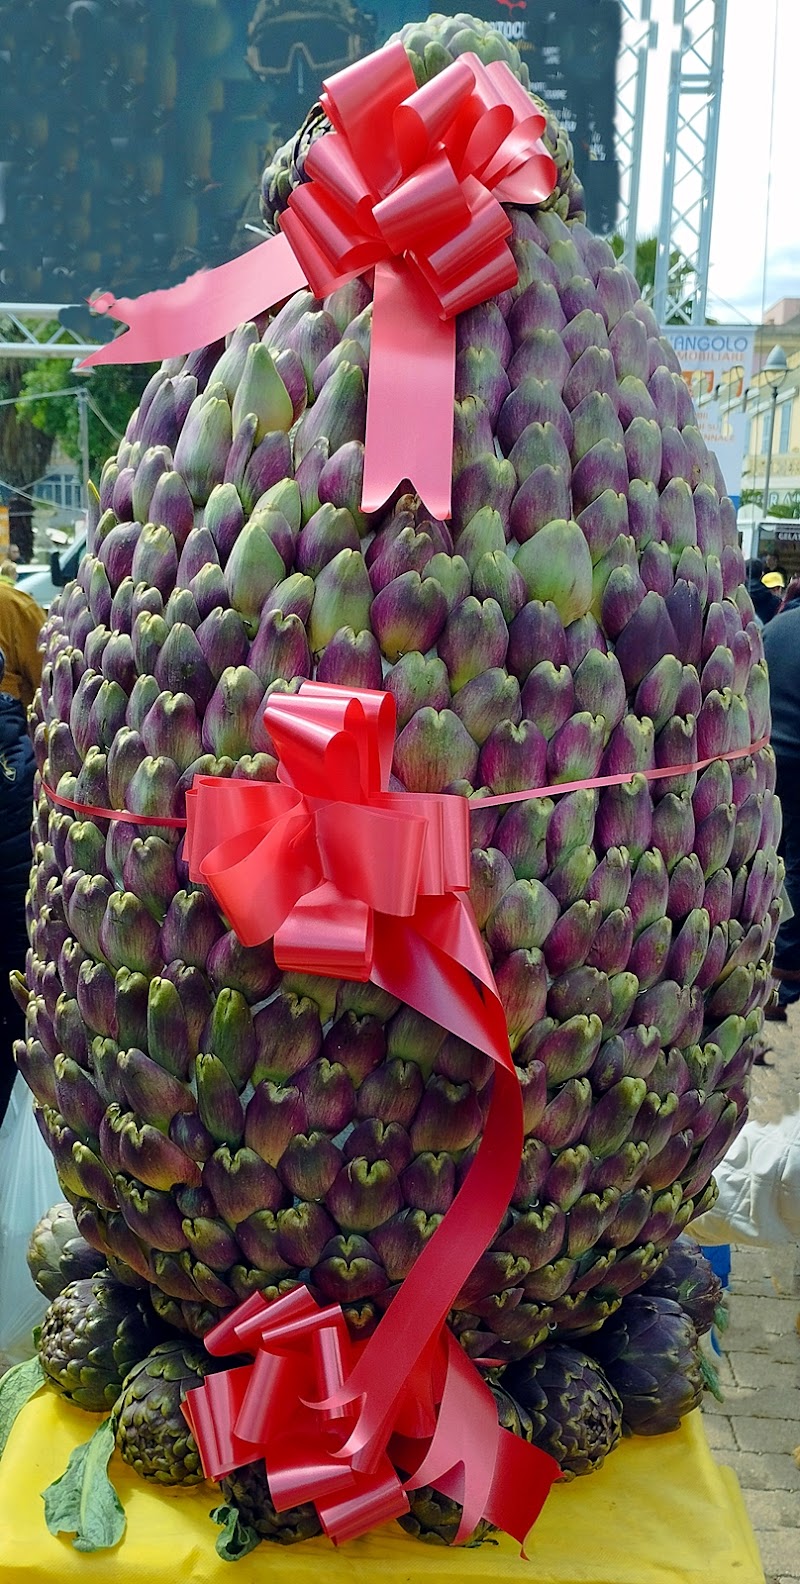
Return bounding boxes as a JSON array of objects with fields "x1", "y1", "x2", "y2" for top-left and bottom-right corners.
[
  {"x1": 78, "y1": 42, "x2": 557, "y2": 518},
  {"x1": 41, "y1": 732, "x2": 771, "y2": 830}
]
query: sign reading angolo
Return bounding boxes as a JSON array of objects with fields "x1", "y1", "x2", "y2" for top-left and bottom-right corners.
[{"x1": 659, "y1": 326, "x2": 757, "y2": 502}]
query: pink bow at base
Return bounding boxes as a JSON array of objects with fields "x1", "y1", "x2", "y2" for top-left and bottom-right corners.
[{"x1": 183, "y1": 1286, "x2": 559, "y2": 1548}]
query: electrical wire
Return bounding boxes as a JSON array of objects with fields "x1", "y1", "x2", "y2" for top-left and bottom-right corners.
[
  {"x1": 0, "y1": 379, "x2": 122, "y2": 441},
  {"x1": 0, "y1": 476, "x2": 58, "y2": 511},
  {"x1": 84, "y1": 391, "x2": 122, "y2": 440},
  {"x1": 0, "y1": 388, "x2": 77, "y2": 408},
  {"x1": 704, "y1": 291, "x2": 755, "y2": 327},
  {"x1": 0, "y1": 378, "x2": 123, "y2": 456},
  {"x1": 760, "y1": 0, "x2": 780, "y2": 325}
]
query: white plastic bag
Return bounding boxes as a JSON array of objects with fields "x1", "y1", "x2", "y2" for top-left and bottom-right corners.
[{"x1": 0, "y1": 1073, "x2": 61, "y2": 1368}]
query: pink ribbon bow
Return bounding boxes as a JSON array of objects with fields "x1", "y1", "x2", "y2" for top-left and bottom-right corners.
[
  {"x1": 183, "y1": 681, "x2": 471, "y2": 977},
  {"x1": 81, "y1": 41, "x2": 556, "y2": 518},
  {"x1": 183, "y1": 1285, "x2": 558, "y2": 1548}
]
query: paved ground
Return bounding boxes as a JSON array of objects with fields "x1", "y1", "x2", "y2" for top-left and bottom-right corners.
[{"x1": 701, "y1": 1008, "x2": 800, "y2": 1584}]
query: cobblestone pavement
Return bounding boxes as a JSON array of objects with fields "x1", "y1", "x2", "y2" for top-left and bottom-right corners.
[{"x1": 701, "y1": 1009, "x2": 800, "y2": 1584}]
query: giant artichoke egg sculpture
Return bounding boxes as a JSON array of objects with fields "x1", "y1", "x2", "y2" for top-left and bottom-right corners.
[{"x1": 22, "y1": 11, "x2": 779, "y2": 1360}]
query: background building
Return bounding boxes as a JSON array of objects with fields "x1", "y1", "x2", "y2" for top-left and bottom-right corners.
[{"x1": 740, "y1": 304, "x2": 800, "y2": 520}]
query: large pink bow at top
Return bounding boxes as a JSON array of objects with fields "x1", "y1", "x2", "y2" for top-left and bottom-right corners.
[{"x1": 81, "y1": 41, "x2": 556, "y2": 518}]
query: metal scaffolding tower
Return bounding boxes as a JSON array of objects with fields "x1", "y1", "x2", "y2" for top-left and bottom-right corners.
[
  {"x1": 615, "y1": 1, "x2": 658, "y2": 278},
  {"x1": 0, "y1": 305, "x2": 104, "y2": 361},
  {"x1": 653, "y1": 0, "x2": 727, "y2": 326}
]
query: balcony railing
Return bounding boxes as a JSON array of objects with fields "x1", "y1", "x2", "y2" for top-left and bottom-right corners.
[{"x1": 742, "y1": 454, "x2": 800, "y2": 479}]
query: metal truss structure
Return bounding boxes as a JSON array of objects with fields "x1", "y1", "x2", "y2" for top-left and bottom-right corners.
[
  {"x1": 653, "y1": 0, "x2": 727, "y2": 326},
  {"x1": 615, "y1": 1, "x2": 658, "y2": 278},
  {"x1": 0, "y1": 304, "x2": 103, "y2": 361}
]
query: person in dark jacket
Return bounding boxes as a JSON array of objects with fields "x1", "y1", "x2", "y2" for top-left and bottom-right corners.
[
  {"x1": 762, "y1": 604, "x2": 800, "y2": 1019},
  {"x1": 0, "y1": 646, "x2": 35, "y2": 1124},
  {"x1": 764, "y1": 550, "x2": 788, "y2": 585},
  {"x1": 747, "y1": 558, "x2": 781, "y2": 626}
]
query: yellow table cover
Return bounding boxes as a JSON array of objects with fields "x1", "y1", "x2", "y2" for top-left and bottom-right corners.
[{"x1": 0, "y1": 1393, "x2": 764, "y2": 1584}]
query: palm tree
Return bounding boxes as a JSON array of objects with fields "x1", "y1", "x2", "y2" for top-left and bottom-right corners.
[{"x1": 609, "y1": 235, "x2": 696, "y2": 324}]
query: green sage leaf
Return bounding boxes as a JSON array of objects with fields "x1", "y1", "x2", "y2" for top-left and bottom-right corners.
[
  {"x1": 0, "y1": 1356, "x2": 45, "y2": 1458},
  {"x1": 211, "y1": 1504, "x2": 261, "y2": 1562},
  {"x1": 42, "y1": 1418, "x2": 126, "y2": 1553},
  {"x1": 714, "y1": 1300, "x2": 729, "y2": 1334},
  {"x1": 699, "y1": 1350, "x2": 724, "y2": 1403}
]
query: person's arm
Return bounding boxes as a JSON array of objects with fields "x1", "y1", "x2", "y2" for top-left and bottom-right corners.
[
  {"x1": 15, "y1": 594, "x2": 45, "y2": 701},
  {"x1": 692, "y1": 1108, "x2": 800, "y2": 1246}
]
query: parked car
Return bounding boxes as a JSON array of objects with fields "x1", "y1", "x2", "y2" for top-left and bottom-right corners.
[{"x1": 15, "y1": 537, "x2": 86, "y2": 611}]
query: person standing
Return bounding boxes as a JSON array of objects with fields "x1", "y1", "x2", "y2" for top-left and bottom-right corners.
[
  {"x1": 0, "y1": 642, "x2": 39, "y2": 1124},
  {"x1": 690, "y1": 1102, "x2": 800, "y2": 1246},
  {"x1": 0, "y1": 561, "x2": 45, "y2": 709},
  {"x1": 762, "y1": 598, "x2": 800, "y2": 1020},
  {"x1": 764, "y1": 549, "x2": 788, "y2": 587},
  {"x1": 746, "y1": 559, "x2": 780, "y2": 627}
]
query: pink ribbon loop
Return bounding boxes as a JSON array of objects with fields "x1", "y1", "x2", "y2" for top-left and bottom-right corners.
[
  {"x1": 185, "y1": 682, "x2": 471, "y2": 974},
  {"x1": 183, "y1": 1285, "x2": 558, "y2": 1548}
]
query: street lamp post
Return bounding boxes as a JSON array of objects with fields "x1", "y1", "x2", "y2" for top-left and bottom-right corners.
[
  {"x1": 71, "y1": 358, "x2": 92, "y2": 514},
  {"x1": 77, "y1": 387, "x2": 90, "y2": 510},
  {"x1": 762, "y1": 344, "x2": 789, "y2": 517}
]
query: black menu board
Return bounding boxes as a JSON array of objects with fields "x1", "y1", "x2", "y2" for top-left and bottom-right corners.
[{"x1": 0, "y1": 0, "x2": 620, "y2": 310}]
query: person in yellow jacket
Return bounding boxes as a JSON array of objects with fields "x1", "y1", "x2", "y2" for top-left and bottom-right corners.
[{"x1": 0, "y1": 561, "x2": 45, "y2": 710}]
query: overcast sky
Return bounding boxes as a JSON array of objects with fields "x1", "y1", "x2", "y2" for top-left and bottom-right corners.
[{"x1": 633, "y1": 0, "x2": 799, "y2": 324}]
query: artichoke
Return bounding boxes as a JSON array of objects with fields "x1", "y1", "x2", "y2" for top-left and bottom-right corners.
[
  {"x1": 27, "y1": 1201, "x2": 106, "y2": 1300},
  {"x1": 640, "y1": 1234, "x2": 725, "y2": 1336},
  {"x1": 399, "y1": 1488, "x2": 496, "y2": 1548},
  {"x1": 586, "y1": 1292, "x2": 703, "y2": 1435},
  {"x1": 112, "y1": 1339, "x2": 214, "y2": 1485},
  {"x1": 38, "y1": 1272, "x2": 163, "y2": 1412},
  {"x1": 20, "y1": 8, "x2": 778, "y2": 1376},
  {"x1": 218, "y1": 1460, "x2": 323, "y2": 1545},
  {"x1": 503, "y1": 1345, "x2": 622, "y2": 1478}
]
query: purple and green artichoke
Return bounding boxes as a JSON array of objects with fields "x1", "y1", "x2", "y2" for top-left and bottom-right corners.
[
  {"x1": 27, "y1": 1201, "x2": 107, "y2": 1301},
  {"x1": 504, "y1": 1342, "x2": 623, "y2": 1478},
  {"x1": 20, "y1": 10, "x2": 778, "y2": 1402},
  {"x1": 640, "y1": 1233, "x2": 726, "y2": 1337},
  {"x1": 585, "y1": 1292, "x2": 704, "y2": 1435},
  {"x1": 111, "y1": 1339, "x2": 215, "y2": 1485},
  {"x1": 37, "y1": 1272, "x2": 163, "y2": 1413}
]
